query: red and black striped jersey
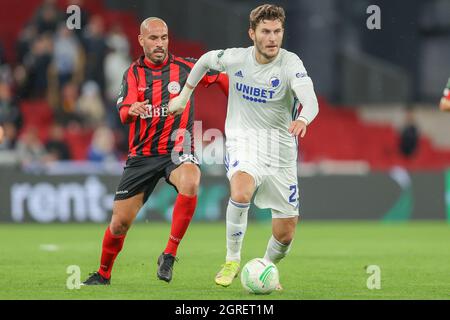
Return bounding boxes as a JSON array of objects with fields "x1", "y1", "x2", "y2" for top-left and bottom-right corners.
[{"x1": 116, "y1": 54, "x2": 228, "y2": 158}]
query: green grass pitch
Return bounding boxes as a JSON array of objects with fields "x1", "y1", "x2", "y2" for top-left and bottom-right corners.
[{"x1": 0, "y1": 221, "x2": 449, "y2": 300}]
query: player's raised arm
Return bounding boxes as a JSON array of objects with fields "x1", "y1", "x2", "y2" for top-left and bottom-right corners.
[
  {"x1": 168, "y1": 50, "x2": 226, "y2": 115},
  {"x1": 200, "y1": 71, "x2": 229, "y2": 96}
]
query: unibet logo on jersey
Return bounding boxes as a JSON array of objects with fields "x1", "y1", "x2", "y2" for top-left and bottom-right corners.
[{"x1": 235, "y1": 83, "x2": 276, "y2": 104}]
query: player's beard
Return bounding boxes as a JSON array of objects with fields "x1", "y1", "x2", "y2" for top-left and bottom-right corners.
[{"x1": 146, "y1": 47, "x2": 167, "y2": 65}]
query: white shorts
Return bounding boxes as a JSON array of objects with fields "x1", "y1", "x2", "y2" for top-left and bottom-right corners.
[{"x1": 224, "y1": 152, "x2": 300, "y2": 218}]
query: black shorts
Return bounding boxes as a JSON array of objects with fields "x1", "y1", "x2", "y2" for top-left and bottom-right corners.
[{"x1": 114, "y1": 153, "x2": 199, "y2": 202}]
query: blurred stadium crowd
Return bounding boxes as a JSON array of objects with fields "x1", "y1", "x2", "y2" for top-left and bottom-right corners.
[{"x1": 0, "y1": 0, "x2": 131, "y2": 168}]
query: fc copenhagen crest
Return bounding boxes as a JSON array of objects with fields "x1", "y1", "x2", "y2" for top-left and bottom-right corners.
[
  {"x1": 269, "y1": 76, "x2": 281, "y2": 88},
  {"x1": 168, "y1": 81, "x2": 181, "y2": 94}
]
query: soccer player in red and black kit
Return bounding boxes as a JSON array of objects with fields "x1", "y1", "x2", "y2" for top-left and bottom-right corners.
[{"x1": 82, "y1": 17, "x2": 228, "y2": 285}]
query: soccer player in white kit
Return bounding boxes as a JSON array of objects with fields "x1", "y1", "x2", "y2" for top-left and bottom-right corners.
[{"x1": 169, "y1": 4, "x2": 319, "y2": 288}]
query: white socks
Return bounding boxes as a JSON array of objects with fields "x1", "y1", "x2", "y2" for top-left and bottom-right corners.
[
  {"x1": 264, "y1": 235, "x2": 292, "y2": 264},
  {"x1": 225, "y1": 199, "x2": 293, "y2": 265},
  {"x1": 225, "y1": 199, "x2": 249, "y2": 262}
]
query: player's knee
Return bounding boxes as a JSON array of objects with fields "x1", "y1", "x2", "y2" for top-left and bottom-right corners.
[
  {"x1": 230, "y1": 183, "x2": 253, "y2": 203},
  {"x1": 110, "y1": 217, "x2": 132, "y2": 235},
  {"x1": 177, "y1": 166, "x2": 200, "y2": 196},
  {"x1": 230, "y1": 190, "x2": 252, "y2": 204},
  {"x1": 230, "y1": 172, "x2": 254, "y2": 203}
]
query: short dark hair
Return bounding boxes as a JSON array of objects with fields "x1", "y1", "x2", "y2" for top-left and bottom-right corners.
[{"x1": 249, "y1": 4, "x2": 285, "y2": 30}]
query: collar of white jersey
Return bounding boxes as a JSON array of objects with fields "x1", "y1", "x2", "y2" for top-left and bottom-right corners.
[{"x1": 251, "y1": 46, "x2": 282, "y2": 67}]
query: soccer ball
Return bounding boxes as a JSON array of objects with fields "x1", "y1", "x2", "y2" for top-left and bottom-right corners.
[{"x1": 240, "y1": 258, "x2": 279, "y2": 294}]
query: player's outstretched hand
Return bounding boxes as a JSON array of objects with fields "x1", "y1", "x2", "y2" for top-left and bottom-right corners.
[
  {"x1": 289, "y1": 119, "x2": 307, "y2": 138},
  {"x1": 168, "y1": 95, "x2": 188, "y2": 116},
  {"x1": 129, "y1": 100, "x2": 149, "y2": 117}
]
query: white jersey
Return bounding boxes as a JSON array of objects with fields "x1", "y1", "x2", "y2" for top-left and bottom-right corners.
[{"x1": 207, "y1": 47, "x2": 313, "y2": 168}]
